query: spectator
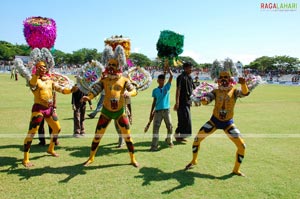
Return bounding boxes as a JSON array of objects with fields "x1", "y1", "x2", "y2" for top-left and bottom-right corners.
[
  {"x1": 173, "y1": 62, "x2": 194, "y2": 142},
  {"x1": 72, "y1": 86, "x2": 92, "y2": 137},
  {"x1": 148, "y1": 68, "x2": 174, "y2": 151}
]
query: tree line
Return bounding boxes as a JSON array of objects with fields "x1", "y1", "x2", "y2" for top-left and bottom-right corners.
[
  {"x1": 1, "y1": 40, "x2": 299, "y2": 73},
  {"x1": 244, "y1": 56, "x2": 299, "y2": 73},
  {"x1": 0, "y1": 40, "x2": 202, "y2": 68}
]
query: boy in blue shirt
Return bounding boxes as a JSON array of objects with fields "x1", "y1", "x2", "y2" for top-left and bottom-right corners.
[{"x1": 149, "y1": 68, "x2": 174, "y2": 151}]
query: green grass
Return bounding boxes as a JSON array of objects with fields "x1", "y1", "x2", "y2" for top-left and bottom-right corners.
[{"x1": 0, "y1": 73, "x2": 300, "y2": 199}]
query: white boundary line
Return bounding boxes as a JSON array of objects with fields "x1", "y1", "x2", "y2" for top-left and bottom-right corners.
[{"x1": 0, "y1": 133, "x2": 300, "y2": 138}]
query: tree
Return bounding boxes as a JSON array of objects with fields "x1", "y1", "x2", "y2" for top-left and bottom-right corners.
[
  {"x1": 273, "y1": 55, "x2": 299, "y2": 72},
  {"x1": 52, "y1": 50, "x2": 66, "y2": 66},
  {"x1": 150, "y1": 57, "x2": 160, "y2": 67},
  {"x1": 0, "y1": 41, "x2": 31, "y2": 61},
  {"x1": 149, "y1": 56, "x2": 199, "y2": 69},
  {"x1": 0, "y1": 41, "x2": 20, "y2": 60},
  {"x1": 246, "y1": 61, "x2": 260, "y2": 70},
  {"x1": 129, "y1": 53, "x2": 151, "y2": 67},
  {"x1": 1, "y1": 40, "x2": 299, "y2": 73},
  {"x1": 178, "y1": 56, "x2": 199, "y2": 68},
  {"x1": 14, "y1": 44, "x2": 31, "y2": 56},
  {"x1": 0, "y1": 45, "x2": 13, "y2": 60},
  {"x1": 248, "y1": 56, "x2": 275, "y2": 72},
  {"x1": 248, "y1": 56, "x2": 300, "y2": 73},
  {"x1": 69, "y1": 48, "x2": 100, "y2": 65},
  {"x1": 70, "y1": 50, "x2": 85, "y2": 65},
  {"x1": 63, "y1": 53, "x2": 73, "y2": 65}
]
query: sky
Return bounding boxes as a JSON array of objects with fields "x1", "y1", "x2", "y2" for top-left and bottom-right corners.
[{"x1": 1, "y1": 0, "x2": 299, "y2": 64}]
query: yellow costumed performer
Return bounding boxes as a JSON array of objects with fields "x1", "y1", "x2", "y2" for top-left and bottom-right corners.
[
  {"x1": 81, "y1": 44, "x2": 139, "y2": 167},
  {"x1": 21, "y1": 48, "x2": 77, "y2": 167},
  {"x1": 185, "y1": 62, "x2": 249, "y2": 176},
  {"x1": 16, "y1": 16, "x2": 77, "y2": 167}
]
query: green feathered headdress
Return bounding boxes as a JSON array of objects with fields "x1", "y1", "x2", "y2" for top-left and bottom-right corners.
[{"x1": 156, "y1": 30, "x2": 184, "y2": 59}]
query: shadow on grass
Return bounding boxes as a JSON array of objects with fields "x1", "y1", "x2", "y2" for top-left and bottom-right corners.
[
  {"x1": 61, "y1": 143, "x2": 130, "y2": 158},
  {"x1": 0, "y1": 155, "x2": 47, "y2": 172},
  {"x1": 62, "y1": 117, "x2": 74, "y2": 120},
  {"x1": 0, "y1": 143, "x2": 55, "y2": 155},
  {"x1": 0, "y1": 143, "x2": 68, "y2": 154},
  {"x1": 62, "y1": 117, "x2": 98, "y2": 120},
  {"x1": 0, "y1": 144, "x2": 23, "y2": 151},
  {"x1": 0, "y1": 156, "x2": 22, "y2": 171},
  {"x1": 134, "y1": 141, "x2": 170, "y2": 151},
  {"x1": 0, "y1": 139, "x2": 129, "y2": 157},
  {"x1": 3, "y1": 162, "x2": 129, "y2": 183},
  {"x1": 133, "y1": 140, "x2": 187, "y2": 152},
  {"x1": 0, "y1": 145, "x2": 133, "y2": 183},
  {"x1": 0, "y1": 143, "x2": 131, "y2": 183},
  {"x1": 135, "y1": 167, "x2": 236, "y2": 194}
]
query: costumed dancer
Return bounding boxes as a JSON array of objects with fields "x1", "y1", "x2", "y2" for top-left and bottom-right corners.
[
  {"x1": 104, "y1": 36, "x2": 132, "y2": 147},
  {"x1": 21, "y1": 48, "x2": 76, "y2": 167},
  {"x1": 81, "y1": 45, "x2": 139, "y2": 167},
  {"x1": 16, "y1": 16, "x2": 76, "y2": 167},
  {"x1": 185, "y1": 63, "x2": 250, "y2": 176},
  {"x1": 104, "y1": 35, "x2": 152, "y2": 147}
]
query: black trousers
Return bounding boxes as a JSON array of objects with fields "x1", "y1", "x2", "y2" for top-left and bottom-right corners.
[
  {"x1": 38, "y1": 118, "x2": 53, "y2": 143},
  {"x1": 73, "y1": 105, "x2": 86, "y2": 134},
  {"x1": 175, "y1": 104, "x2": 192, "y2": 138}
]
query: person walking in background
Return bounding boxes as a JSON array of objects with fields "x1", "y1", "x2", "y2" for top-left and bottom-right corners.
[
  {"x1": 10, "y1": 66, "x2": 15, "y2": 79},
  {"x1": 173, "y1": 62, "x2": 194, "y2": 142},
  {"x1": 72, "y1": 86, "x2": 92, "y2": 138},
  {"x1": 14, "y1": 67, "x2": 18, "y2": 81},
  {"x1": 148, "y1": 68, "x2": 174, "y2": 151}
]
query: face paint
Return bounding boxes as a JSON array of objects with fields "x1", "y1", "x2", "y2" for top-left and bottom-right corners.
[
  {"x1": 35, "y1": 61, "x2": 48, "y2": 76},
  {"x1": 107, "y1": 59, "x2": 119, "y2": 75},
  {"x1": 218, "y1": 71, "x2": 232, "y2": 88}
]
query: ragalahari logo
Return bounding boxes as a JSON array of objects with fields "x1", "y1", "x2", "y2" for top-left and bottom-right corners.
[{"x1": 260, "y1": 2, "x2": 298, "y2": 11}]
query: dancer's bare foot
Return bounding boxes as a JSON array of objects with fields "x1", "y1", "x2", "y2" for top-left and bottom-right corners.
[
  {"x1": 47, "y1": 151, "x2": 59, "y2": 157},
  {"x1": 22, "y1": 160, "x2": 34, "y2": 167},
  {"x1": 83, "y1": 159, "x2": 94, "y2": 167},
  {"x1": 232, "y1": 171, "x2": 246, "y2": 177},
  {"x1": 184, "y1": 163, "x2": 195, "y2": 170},
  {"x1": 131, "y1": 161, "x2": 140, "y2": 168}
]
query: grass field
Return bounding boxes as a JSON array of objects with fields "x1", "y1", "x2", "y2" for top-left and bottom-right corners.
[{"x1": 0, "y1": 73, "x2": 299, "y2": 199}]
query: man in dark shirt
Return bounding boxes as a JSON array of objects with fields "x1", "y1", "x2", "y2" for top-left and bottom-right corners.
[{"x1": 173, "y1": 62, "x2": 194, "y2": 141}]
